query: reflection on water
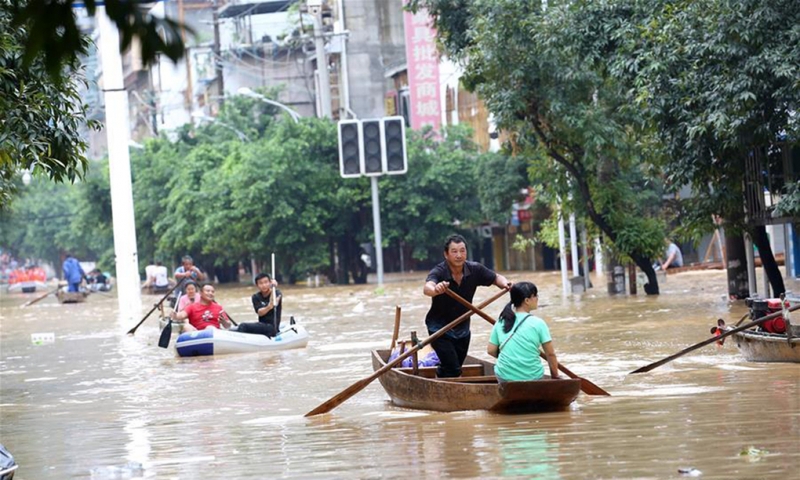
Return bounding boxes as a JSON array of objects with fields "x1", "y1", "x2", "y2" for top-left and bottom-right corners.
[
  {"x1": 1, "y1": 270, "x2": 799, "y2": 478},
  {"x1": 499, "y1": 428, "x2": 559, "y2": 479}
]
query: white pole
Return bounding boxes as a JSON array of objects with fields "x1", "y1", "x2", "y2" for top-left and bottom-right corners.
[
  {"x1": 581, "y1": 226, "x2": 590, "y2": 290},
  {"x1": 558, "y1": 210, "x2": 569, "y2": 297},
  {"x1": 569, "y1": 213, "x2": 579, "y2": 276},
  {"x1": 785, "y1": 222, "x2": 794, "y2": 279},
  {"x1": 336, "y1": 0, "x2": 350, "y2": 115},
  {"x1": 271, "y1": 252, "x2": 277, "y2": 310},
  {"x1": 97, "y1": 7, "x2": 141, "y2": 321},
  {"x1": 311, "y1": 12, "x2": 332, "y2": 118},
  {"x1": 371, "y1": 177, "x2": 384, "y2": 285},
  {"x1": 594, "y1": 237, "x2": 604, "y2": 275}
]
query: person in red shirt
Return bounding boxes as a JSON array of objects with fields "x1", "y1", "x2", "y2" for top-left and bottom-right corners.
[{"x1": 170, "y1": 283, "x2": 232, "y2": 332}]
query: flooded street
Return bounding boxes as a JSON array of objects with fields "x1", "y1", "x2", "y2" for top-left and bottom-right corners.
[{"x1": 1, "y1": 270, "x2": 798, "y2": 479}]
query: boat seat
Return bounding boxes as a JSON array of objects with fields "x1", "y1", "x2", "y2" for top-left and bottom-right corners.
[
  {"x1": 439, "y1": 375, "x2": 498, "y2": 383},
  {"x1": 396, "y1": 364, "x2": 486, "y2": 378}
]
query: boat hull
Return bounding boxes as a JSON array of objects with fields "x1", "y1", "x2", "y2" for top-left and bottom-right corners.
[
  {"x1": 57, "y1": 290, "x2": 88, "y2": 303},
  {"x1": 371, "y1": 349, "x2": 580, "y2": 413},
  {"x1": 731, "y1": 329, "x2": 800, "y2": 363},
  {"x1": 175, "y1": 325, "x2": 310, "y2": 357},
  {"x1": 8, "y1": 281, "x2": 47, "y2": 293}
]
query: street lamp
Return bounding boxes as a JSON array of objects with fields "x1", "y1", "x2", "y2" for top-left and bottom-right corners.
[
  {"x1": 237, "y1": 87, "x2": 302, "y2": 124},
  {"x1": 191, "y1": 113, "x2": 250, "y2": 141}
]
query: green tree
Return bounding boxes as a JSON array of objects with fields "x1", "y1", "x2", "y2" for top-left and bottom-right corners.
[
  {"x1": 381, "y1": 125, "x2": 503, "y2": 265},
  {"x1": 0, "y1": 178, "x2": 74, "y2": 270},
  {"x1": 0, "y1": 1, "x2": 97, "y2": 210},
  {"x1": 11, "y1": 0, "x2": 186, "y2": 76},
  {"x1": 565, "y1": 0, "x2": 799, "y2": 296},
  {"x1": 412, "y1": 0, "x2": 668, "y2": 293}
]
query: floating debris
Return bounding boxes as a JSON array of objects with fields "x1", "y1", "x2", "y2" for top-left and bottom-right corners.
[
  {"x1": 31, "y1": 332, "x2": 55, "y2": 345},
  {"x1": 740, "y1": 446, "x2": 769, "y2": 461},
  {"x1": 678, "y1": 467, "x2": 702, "y2": 476}
]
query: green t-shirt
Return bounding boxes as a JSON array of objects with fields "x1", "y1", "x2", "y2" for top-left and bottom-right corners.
[{"x1": 489, "y1": 312, "x2": 552, "y2": 381}]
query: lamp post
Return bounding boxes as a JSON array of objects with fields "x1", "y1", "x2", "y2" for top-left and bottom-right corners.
[
  {"x1": 237, "y1": 87, "x2": 301, "y2": 123},
  {"x1": 191, "y1": 113, "x2": 250, "y2": 141}
]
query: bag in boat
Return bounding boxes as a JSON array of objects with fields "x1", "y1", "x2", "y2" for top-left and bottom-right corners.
[{"x1": 389, "y1": 341, "x2": 440, "y2": 367}]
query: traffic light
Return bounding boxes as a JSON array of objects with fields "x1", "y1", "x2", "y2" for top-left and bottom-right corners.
[
  {"x1": 360, "y1": 119, "x2": 383, "y2": 176},
  {"x1": 338, "y1": 120, "x2": 361, "y2": 178},
  {"x1": 382, "y1": 116, "x2": 407, "y2": 174}
]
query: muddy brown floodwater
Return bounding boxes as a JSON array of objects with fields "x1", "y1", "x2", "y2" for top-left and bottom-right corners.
[{"x1": 1, "y1": 269, "x2": 798, "y2": 479}]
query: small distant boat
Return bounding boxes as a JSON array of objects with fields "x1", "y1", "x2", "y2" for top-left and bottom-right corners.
[
  {"x1": 7, "y1": 267, "x2": 48, "y2": 293},
  {"x1": 730, "y1": 329, "x2": 800, "y2": 363},
  {"x1": 371, "y1": 350, "x2": 581, "y2": 413},
  {"x1": 7, "y1": 281, "x2": 46, "y2": 293},
  {"x1": 175, "y1": 323, "x2": 310, "y2": 357},
  {"x1": 57, "y1": 289, "x2": 89, "y2": 304}
]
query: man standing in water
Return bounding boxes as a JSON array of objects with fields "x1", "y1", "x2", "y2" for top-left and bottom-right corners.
[{"x1": 423, "y1": 234, "x2": 511, "y2": 377}]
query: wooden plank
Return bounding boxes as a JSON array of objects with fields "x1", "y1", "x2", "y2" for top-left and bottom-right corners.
[
  {"x1": 396, "y1": 364, "x2": 485, "y2": 378},
  {"x1": 438, "y1": 375, "x2": 498, "y2": 383}
]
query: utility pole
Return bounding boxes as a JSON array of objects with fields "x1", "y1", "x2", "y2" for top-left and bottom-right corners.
[
  {"x1": 212, "y1": 0, "x2": 224, "y2": 108},
  {"x1": 96, "y1": 6, "x2": 142, "y2": 321},
  {"x1": 178, "y1": 0, "x2": 193, "y2": 110},
  {"x1": 309, "y1": 1, "x2": 331, "y2": 118}
]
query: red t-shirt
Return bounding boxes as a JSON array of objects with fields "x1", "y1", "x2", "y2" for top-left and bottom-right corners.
[{"x1": 184, "y1": 302, "x2": 226, "y2": 330}]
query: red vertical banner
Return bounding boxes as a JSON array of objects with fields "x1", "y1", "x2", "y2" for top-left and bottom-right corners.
[{"x1": 403, "y1": 4, "x2": 441, "y2": 131}]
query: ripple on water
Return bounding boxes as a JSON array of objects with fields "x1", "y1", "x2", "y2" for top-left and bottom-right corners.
[{"x1": 1, "y1": 272, "x2": 798, "y2": 479}]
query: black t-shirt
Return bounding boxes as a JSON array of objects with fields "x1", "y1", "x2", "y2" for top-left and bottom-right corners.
[
  {"x1": 425, "y1": 261, "x2": 497, "y2": 339},
  {"x1": 251, "y1": 289, "x2": 282, "y2": 325}
]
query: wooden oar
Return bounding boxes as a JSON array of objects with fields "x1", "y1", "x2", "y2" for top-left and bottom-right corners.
[
  {"x1": 304, "y1": 286, "x2": 511, "y2": 417},
  {"x1": 443, "y1": 289, "x2": 611, "y2": 396},
  {"x1": 127, "y1": 279, "x2": 186, "y2": 335},
  {"x1": 20, "y1": 287, "x2": 59, "y2": 308},
  {"x1": 390, "y1": 306, "x2": 401, "y2": 349},
  {"x1": 630, "y1": 302, "x2": 800, "y2": 374}
]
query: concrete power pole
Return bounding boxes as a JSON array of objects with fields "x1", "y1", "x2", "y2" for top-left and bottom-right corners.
[
  {"x1": 213, "y1": 0, "x2": 224, "y2": 107},
  {"x1": 309, "y1": 1, "x2": 332, "y2": 118},
  {"x1": 96, "y1": 7, "x2": 142, "y2": 321}
]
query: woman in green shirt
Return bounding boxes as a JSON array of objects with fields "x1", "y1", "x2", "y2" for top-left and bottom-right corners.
[{"x1": 488, "y1": 282, "x2": 560, "y2": 382}]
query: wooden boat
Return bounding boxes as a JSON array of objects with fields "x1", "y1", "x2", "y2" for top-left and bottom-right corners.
[
  {"x1": 730, "y1": 328, "x2": 800, "y2": 363},
  {"x1": 371, "y1": 349, "x2": 581, "y2": 413},
  {"x1": 57, "y1": 289, "x2": 89, "y2": 304}
]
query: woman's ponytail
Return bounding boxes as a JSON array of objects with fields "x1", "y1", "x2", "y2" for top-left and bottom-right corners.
[
  {"x1": 499, "y1": 301, "x2": 516, "y2": 333},
  {"x1": 499, "y1": 281, "x2": 538, "y2": 334}
]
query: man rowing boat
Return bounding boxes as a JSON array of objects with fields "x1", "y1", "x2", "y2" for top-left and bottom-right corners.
[{"x1": 423, "y1": 234, "x2": 511, "y2": 378}]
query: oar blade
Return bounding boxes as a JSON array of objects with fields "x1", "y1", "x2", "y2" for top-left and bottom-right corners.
[
  {"x1": 578, "y1": 377, "x2": 611, "y2": 396},
  {"x1": 158, "y1": 320, "x2": 173, "y2": 349},
  {"x1": 305, "y1": 377, "x2": 373, "y2": 417},
  {"x1": 629, "y1": 363, "x2": 659, "y2": 374}
]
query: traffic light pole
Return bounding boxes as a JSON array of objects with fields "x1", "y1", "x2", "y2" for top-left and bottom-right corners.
[{"x1": 370, "y1": 177, "x2": 385, "y2": 286}]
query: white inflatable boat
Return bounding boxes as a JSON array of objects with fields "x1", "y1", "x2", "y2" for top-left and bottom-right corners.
[{"x1": 175, "y1": 321, "x2": 310, "y2": 357}]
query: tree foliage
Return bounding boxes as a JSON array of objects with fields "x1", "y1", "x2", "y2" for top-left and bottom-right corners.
[
  {"x1": 0, "y1": 1, "x2": 98, "y2": 210},
  {"x1": 10, "y1": 0, "x2": 186, "y2": 76},
  {"x1": 556, "y1": 0, "x2": 799, "y2": 295},
  {"x1": 3, "y1": 94, "x2": 518, "y2": 282},
  {"x1": 412, "y1": 0, "x2": 669, "y2": 292}
]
